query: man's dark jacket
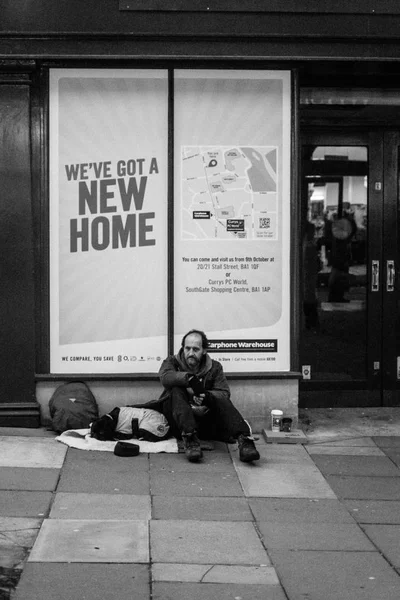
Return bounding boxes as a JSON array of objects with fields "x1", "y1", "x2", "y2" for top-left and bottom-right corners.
[{"x1": 134, "y1": 349, "x2": 230, "y2": 413}]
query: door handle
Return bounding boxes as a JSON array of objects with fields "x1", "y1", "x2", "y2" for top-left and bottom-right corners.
[
  {"x1": 387, "y1": 260, "x2": 395, "y2": 292},
  {"x1": 371, "y1": 260, "x2": 379, "y2": 292}
]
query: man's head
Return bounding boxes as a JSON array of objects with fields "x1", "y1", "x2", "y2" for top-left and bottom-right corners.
[{"x1": 181, "y1": 329, "x2": 208, "y2": 371}]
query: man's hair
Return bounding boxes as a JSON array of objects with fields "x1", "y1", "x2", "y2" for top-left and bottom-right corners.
[{"x1": 181, "y1": 329, "x2": 209, "y2": 350}]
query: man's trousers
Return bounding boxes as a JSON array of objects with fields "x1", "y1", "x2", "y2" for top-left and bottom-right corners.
[{"x1": 159, "y1": 386, "x2": 251, "y2": 441}]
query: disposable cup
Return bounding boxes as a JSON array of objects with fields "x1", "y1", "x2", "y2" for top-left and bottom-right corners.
[{"x1": 271, "y1": 409, "x2": 283, "y2": 432}]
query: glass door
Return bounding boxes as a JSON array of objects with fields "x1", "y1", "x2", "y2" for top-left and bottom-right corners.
[{"x1": 299, "y1": 132, "x2": 399, "y2": 406}]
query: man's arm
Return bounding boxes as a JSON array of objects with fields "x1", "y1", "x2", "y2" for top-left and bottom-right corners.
[
  {"x1": 203, "y1": 361, "x2": 231, "y2": 406},
  {"x1": 158, "y1": 355, "x2": 192, "y2": 388}
]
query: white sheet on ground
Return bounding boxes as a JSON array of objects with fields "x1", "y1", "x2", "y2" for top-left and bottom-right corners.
[{"x1": 55, "y1": 429, "x2": 179, "y2": 453}]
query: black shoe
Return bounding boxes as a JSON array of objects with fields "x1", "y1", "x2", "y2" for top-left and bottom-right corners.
[
  {"x1": 237, "y1": 434, "x2": 260, "y2": 463},
  {"x1": 182, "y1": 432, "x2": 203, "y2": 462}
]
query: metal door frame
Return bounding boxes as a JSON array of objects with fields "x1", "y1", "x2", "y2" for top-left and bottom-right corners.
[{"x1": 382, "y1": 132, "x2": 400, "y2": 406}]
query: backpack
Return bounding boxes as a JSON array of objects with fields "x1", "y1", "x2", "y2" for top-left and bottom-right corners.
[{"x1": 49, "y1": 381, "x2": 99, "y2": 433}]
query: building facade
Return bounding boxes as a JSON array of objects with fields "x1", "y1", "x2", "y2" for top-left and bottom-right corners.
[{"x1": 1, "y1": 1, "x2": 399, "y2": 428}]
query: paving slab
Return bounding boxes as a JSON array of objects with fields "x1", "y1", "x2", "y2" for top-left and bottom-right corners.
[
  {"x1": 149, "y1": 450, "x2": 232, "y2": 472},
  {"x1": 13, "y1": 563, "x2": 149, "y2": 600},
  {"x1": 0, "y1": 428, "x2": 55, "y2": 438},
  {"x1": 344, "y1": 500, "x2": 400, "y2": 524},
  {"x1": 50, "y1": 492, "x2": 151, "y2": 520},
  {"x1": 361, "y1": 525, "x2": 400, "y2": 569},
  {"x1": 380, "y1": 448, "x2": 400, "y2": 467},
  {"x1": 152, "y1": 563, "x2": 278, "y2": 584},
  {"x1": 310, "y1": 455, "x2": 400, "y2": 476},
  {"x1": 0, "y1": 434, "x2": 55, "y2": 442},
  {"x1": 269, "y1": 549, "x2": 400, "y2": 600},
  {"x1": 62, "y1": 447, "x2": 150, "y2": 470},
  {"x1": 203, "y1": 565, "x2": 279, "y2": 584},
  {"x1": 152, "y1": 582, "x2": 288, "y2": 600},
  {"x1": 0, "y1": 468, "x2": 60, "y2": 491},
  {"x1": 307, "y1": 445, "x2": 385, "y2": 456},
  {"x1": 258, "y1": 521, "x2": 375, "y2": 551},
  {"x1": 0, "y1": 491, "x2": 52, "y2": 517},
  {"x1": 249, "y1": 498, "x2": 354, "y2": 523},
  {"x1": 152, "y1": 563, "x2": 211, "y2": 582},
  {"x1": 373, "y1": 436, "x2": 400, "y2": 449},
  {"x1": 326, "y1": 475, "x2": 400, "y2": 500},
  {"x1": 28, "y1": 519, "x2": 149, "y2": 563},
  {"x1": 57, "y1": 449, "x2": 150, "y2": 493},
  {"x1": 0, "y1": 518, "x2": 42, "y2": 569},
  {"x1": 150, "y1": 469, "x2": 243, "y2": 497},
  {"x1": 150, "y1": 520, "x2": 269, "y2": 565},
  {"x1": 152, "y1": 495, "x2": 253, "y2": 521},
  {"x1": 306, "y1": 437, "x2": 379, "y2": 447},
  {"x1": 231, "y1": 444, "x2": 336, "y2": 498},
  {"x1": 0, "y1": 437, "x2": 66, "y2": 468}
]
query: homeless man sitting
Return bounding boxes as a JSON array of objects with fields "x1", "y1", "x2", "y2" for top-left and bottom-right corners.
[{"x1": 153, "y1": 329, "x2": 260, "y2": 463}]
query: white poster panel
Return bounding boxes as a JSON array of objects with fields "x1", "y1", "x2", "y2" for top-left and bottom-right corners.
[
  {"x1": 50, "y1": 69, "x2": 168, "y2": 373},
  {"x1": 174, "y1": 70, "x2": 291, "y2": 372}
]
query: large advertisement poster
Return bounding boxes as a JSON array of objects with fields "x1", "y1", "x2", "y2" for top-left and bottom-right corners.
[
  {"x1": 174, "y1": 70, "x2": 291, "y2": 372},
  {"x1": 50, "y1": 69, "x2": 168, "y2": 373}
]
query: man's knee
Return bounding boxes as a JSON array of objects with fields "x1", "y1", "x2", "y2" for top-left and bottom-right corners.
[
  {"x1": 168, "y1": 386, "x2": 191, "y2": 406},
  {"x1": 209, "y1": 395, "x2": 237, "y2": 413}
]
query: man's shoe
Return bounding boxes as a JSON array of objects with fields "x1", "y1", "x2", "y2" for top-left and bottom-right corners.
[
  {"x1": 237, "y1": 434, "x2": 260, "y2": 463},
  {"x1": 182, "y1": 432, "x2": 203, "y2": 462}
]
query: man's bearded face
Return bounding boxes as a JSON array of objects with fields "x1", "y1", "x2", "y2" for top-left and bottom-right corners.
[{"x1": 183, "y1": 333, "x2": 206, "y2": 370}]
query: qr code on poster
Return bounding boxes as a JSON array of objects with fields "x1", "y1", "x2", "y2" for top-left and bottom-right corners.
[{"x1": 259, "y1": 217, "x2": 270, "y2": 229}]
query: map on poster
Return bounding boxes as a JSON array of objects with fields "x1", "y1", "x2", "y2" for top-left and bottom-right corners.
[{"x1": 181, "y1": 145, "x2": 278, "y2": 241}]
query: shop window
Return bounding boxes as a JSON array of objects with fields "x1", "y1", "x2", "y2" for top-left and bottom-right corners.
[{"x1": 49, "y1": 69, "x2": 291, "y2": 374}]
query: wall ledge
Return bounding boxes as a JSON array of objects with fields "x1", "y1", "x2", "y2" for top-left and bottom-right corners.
[
  {"x1": 0, "y1": 402, "x2": 41, "y2": 428},
  {"x1": 35, "y1": 371, "x2": 301, "y2": 382}
]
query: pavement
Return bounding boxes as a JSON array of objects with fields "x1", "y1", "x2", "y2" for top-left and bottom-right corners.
[{"x1": 1, "y1": 409, "x2": 400, "y2": 600}]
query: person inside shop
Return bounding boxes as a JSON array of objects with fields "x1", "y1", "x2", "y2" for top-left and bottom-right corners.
[
  {"x1": 327, "y1": 210, "x2": 357, "y2": 303},
  {"x1": 151, "y1": 329, "x2": 260, "y2": 463}
]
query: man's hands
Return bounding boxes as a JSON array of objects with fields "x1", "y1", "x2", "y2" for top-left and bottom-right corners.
[
  {"x1": 188, "y1": 375, "x2": 205, "y2": 396},
  {"x1": 187, "y1": 390, "x2": 207, "y2": 410},
  {"x1": 191, "y1": 393, "x2": 205, "y2": 406},
  {"x1": 187, "y1": 375, "x2": 209, "y2": 416}
]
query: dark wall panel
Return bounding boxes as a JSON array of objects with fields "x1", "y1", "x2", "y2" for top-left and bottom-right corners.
[
  {"x1": 2, "y1": 0, "x2": 400, "y2": 39},
  {"x1": 119, "y1": 0, "x2": 400, "y2": 13},
  {"x1": 0, "y1": 84, "x2": 36, "y2": 403}
]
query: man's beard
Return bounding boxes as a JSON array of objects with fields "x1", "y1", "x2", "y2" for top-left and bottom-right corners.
[{"x1": 186, "y1": 356, "x2": 200, "y2": 369}]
